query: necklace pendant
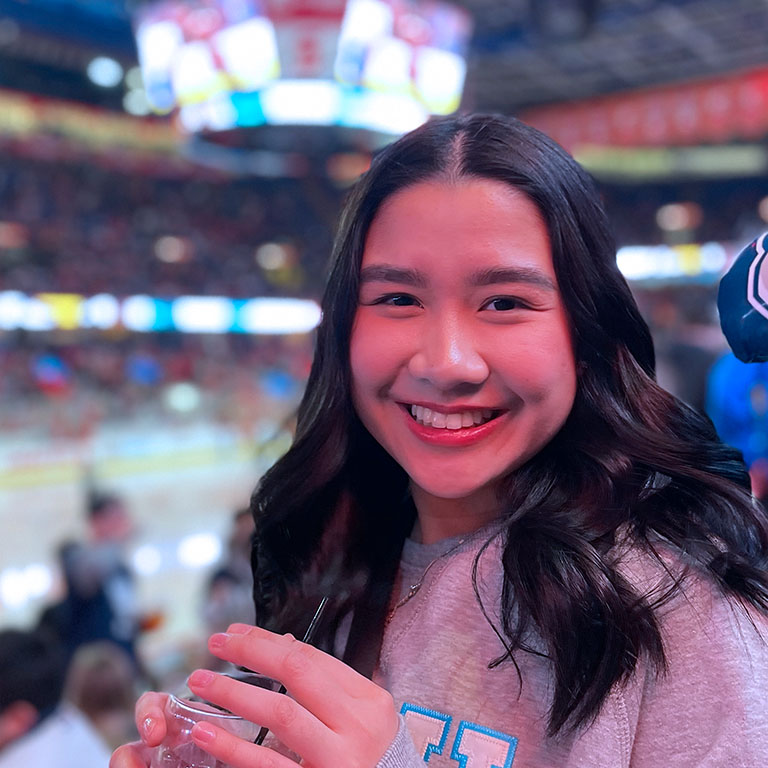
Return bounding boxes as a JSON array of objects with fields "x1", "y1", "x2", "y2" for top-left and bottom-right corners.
[{"x1": 385, "y1": 534, "x2": 473, "y2": 627}]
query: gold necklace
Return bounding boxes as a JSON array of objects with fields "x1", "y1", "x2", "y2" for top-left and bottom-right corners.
[{"x1": 385, "y1": 535, "x2": 469, "y2": 626}]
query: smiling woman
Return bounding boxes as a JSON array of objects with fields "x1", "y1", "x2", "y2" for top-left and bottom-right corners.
[
  {"x1": 350, "y1": 180, "x2": 577, "y2": 535},
  {"x1": 111, "y1": 114, "x2": 768, "y2": 768}
]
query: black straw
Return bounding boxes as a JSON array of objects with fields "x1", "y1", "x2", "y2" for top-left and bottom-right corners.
[{"x1": 253, "y1": 596, "x2": 330, "y2": 746}]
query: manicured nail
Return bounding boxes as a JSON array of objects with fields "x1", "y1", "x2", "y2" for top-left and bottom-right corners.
[
  {"x1": 209, "y1": 633, "x2": 228, "y2": 649},
  {"x1": 188, "y1": 669, "x2": 215, "y2": 687},
  {"x1": 142, "y1": 716, "x2": 156, "y2": 740},
  {"x1": 192, "y1": 722, "x2": 216, "y2": 744}
]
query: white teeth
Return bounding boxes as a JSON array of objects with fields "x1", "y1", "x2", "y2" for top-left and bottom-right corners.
[{"x1": 408, "y1": 405, "x2": 498, "y2": 429}]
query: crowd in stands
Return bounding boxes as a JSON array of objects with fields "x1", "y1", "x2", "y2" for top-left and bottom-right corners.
[
  {"x1": 601, "y1": 174, "x2": 768, "y2": 247},
  {"x1": 0, "y1": 139, "x2": 765, "y2": 439},
  {"x1": 0, "y1": 141, "x2": 343, "y2": 300},
  {"x1": 0, "y1": 330, "x2": 312, "y2": 436}
]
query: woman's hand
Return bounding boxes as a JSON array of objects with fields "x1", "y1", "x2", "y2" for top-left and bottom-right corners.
[
  {"x1": 109, "y1": 691, "x2": 169, "y2": 768},
  {"x1": 184, "y1": 623, "x2": 400, "y2": 768}
]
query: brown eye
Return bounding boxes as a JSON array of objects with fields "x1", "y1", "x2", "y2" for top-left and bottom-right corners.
[
  {"x1": 483, "y1": 297, "x2": 527, "y2": 311},
  {"x1": 376, "y1": 294, "x2": 421, "y2": 307}
]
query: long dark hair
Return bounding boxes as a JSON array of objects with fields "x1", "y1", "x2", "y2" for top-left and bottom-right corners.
[{"x1": 251, "y1": 114, "x2": 768, "y2": 735}]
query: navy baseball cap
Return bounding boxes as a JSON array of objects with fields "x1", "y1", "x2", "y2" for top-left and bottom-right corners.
[{"x1": 718, "y1": 232, "x2": 768, "y2": 363}]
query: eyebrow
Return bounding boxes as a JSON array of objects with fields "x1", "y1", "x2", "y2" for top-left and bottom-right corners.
[
  {"x1": 359, "y1": 265, "x2": 428, "y2": 287},
  {"x1": 469, "y1": 266, "x2": 556, "y2": 291},
  {"x1": 359, "y1": 264, "x2": 556, "y2": 291}
]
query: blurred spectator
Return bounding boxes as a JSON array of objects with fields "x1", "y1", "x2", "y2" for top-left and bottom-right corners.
[
  {"x1": 706, "y1": 352, "x2": 768, "y2": 505},
  {"x1": 202, "y1": 507, "x2": 255, "y2": 640},
  {"x1": 0, "y1": 628, "x2": 111, "y2": 767},
  {"x1": 223, "y1": 506, "x2": 256, "y2": 588},
  {"x1": 62, "y1": 642, "x2": 139, "y2": 752},
  {"x1": 642, "y1": 288, "x2": 723, "y2": 411},
  {"x1": 750, "y1": 458, "x2": 768, "y2": 508},
  {"x1": 36, "y1": 541, "x2": 79, "y2": 646},
  {"x1": 43, "y1": 490, "x2": 143, "y2": 666}
]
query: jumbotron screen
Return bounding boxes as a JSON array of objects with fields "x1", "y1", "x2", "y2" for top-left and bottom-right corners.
[{"x1": 133, "y1": 0, "x2": 472, "y2": 135}]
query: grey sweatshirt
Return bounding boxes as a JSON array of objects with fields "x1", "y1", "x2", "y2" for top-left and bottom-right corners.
[{"x1": 374, "y1": 529, "x2": 768, "y2": 768}]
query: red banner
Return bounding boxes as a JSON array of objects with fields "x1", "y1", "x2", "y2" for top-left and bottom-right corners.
[{"x1": 520, "y1": 67, "x2": 768, "y2": 150}]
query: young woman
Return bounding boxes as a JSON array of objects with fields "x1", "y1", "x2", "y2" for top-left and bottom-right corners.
[{"x1": 111, "y1": 114, "x2": 768, "y2": 768}]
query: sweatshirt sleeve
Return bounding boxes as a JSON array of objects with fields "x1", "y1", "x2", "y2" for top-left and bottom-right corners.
[
  {"x1": 626, "y1": 581, "x2": 768, "y2": 767},
  {"x1": 564, "y1": 552, "x2": 768, "y2": 768},
  {"x1": 375, "y1": 715, "x2": 426, "y2": 768}
]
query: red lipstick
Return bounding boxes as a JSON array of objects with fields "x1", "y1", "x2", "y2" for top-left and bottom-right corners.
[{"x1": 399, "y1": 404, "x2": 506, "y2": 447}]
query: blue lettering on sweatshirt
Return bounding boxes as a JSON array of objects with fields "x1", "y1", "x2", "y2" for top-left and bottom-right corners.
[{"x1": 401, "y1": 703, "x2": 518, "y2": 767}]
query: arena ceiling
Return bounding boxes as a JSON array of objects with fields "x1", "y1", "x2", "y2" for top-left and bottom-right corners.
[{"x1": 0, "y1": 0, "x2": 767, "y2": 115}]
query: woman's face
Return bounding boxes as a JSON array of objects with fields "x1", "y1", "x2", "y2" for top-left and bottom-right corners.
[{"x1": 350, "y1": 179, "x2": 578, "y2": 511}]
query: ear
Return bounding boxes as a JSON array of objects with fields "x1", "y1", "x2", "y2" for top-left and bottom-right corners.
[{"x1": 0, "y1": 700, "x2": 39, "y2": 749}]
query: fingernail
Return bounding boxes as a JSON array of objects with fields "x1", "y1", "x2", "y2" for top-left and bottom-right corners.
[
  {"x1": 209, "y1": 633, "x2": 228, "y2": 649},
  {"x1": 228, "y1": 624, "x2": 249, "y2": 634},
  {"x1": 142, "y1": 716, "x2": 155, "y2": 740},
  {"x1": 192, "y1": 722, "x2": 216, "y2": 744},
  {"x1": 188, "y1": 669, "x2": 215, "y2": 687}
]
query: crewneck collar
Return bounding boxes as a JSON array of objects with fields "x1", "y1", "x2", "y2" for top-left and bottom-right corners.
[{"x1": 401, "y1": 520, "x2": 505, "y2": 569}]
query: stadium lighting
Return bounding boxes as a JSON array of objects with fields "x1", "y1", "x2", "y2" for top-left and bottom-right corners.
[
  {"x1": 656, "y1": 202, "x2": 703, "y2": 232},
  {"x1": 132, "y1": 0, "x2": 471, "y2": 134},
  {"x1": 22, "y1": 297, "x2": 56, "y2": 331},
  {"x1": 0, "y1": 291, "x2": 26, "y2": 330},
  {"x1": 125, "y1": 66, "x2": 145, "y2": 90},
  {"x1": 86, "y1": 56, "x2": 124, "y2": 88},
  {"x1": 0, "y1": 291, "x2": 321, "y2": 335},
  {"x1": 238, "y1": 298, "x2": 322, "y2": 334},
  {"x1": 261, "y1": 80, "x2": 341, "y2": 125},
  {"x1": 154, "y1": 235, "x2": 188, "y2": 263},
  {"x1": 123, "y1": 89, "x2": 151, "y2": 116},
  {"x1": 255, "y1": 243, "x2": 290, "y2": 270},
  {"x1": 172, "y1": 296, "x2": 235, "y2": 334},
  {"x1": 177, "y1": 533, "x2": 222, "y2": 568},
  {"x1": 82, "y1": 294, "x2": 121, "y2": 329},
  {"x1": 616, "y1": 242, "x2": 727, "y2": 283},
  {"x1": 163, "y1": 382, "x2": 202, "y2": 413},
  {"x1": 132, "y1": 545, "x2": 163, "y2": 576},
  {"x1": 122, "y1": 295, "x2": 157, "y2": 332},
  {"x1": 0, "y1": 564, "x2": 53, "y2": 610},
  {"x1": 343, "y1": 91, "x2": 427, "y2": 135}
]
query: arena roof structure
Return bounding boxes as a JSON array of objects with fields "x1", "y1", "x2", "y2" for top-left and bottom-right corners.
[{"x1": 0, "y1": 0, "x2": 766, "y2": 116}]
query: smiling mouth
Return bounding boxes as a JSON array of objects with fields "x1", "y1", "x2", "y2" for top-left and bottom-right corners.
[{"x1": 404, "y1": 404, "x2": 503, "y2": 430}]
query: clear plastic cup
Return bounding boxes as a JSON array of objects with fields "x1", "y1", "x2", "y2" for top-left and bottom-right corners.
[{"x1": 150, "y1": 694, "x2": 261, "y2": 768}]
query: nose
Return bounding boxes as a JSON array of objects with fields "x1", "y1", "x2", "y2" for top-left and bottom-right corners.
[{"x1": 408, "y1": 312, "x2": 489, "y2": 391}]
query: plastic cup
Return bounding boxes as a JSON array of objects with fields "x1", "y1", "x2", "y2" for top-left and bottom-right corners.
[{"x1": 150, "y1": 694, "x2": 262, "y2": 768}]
